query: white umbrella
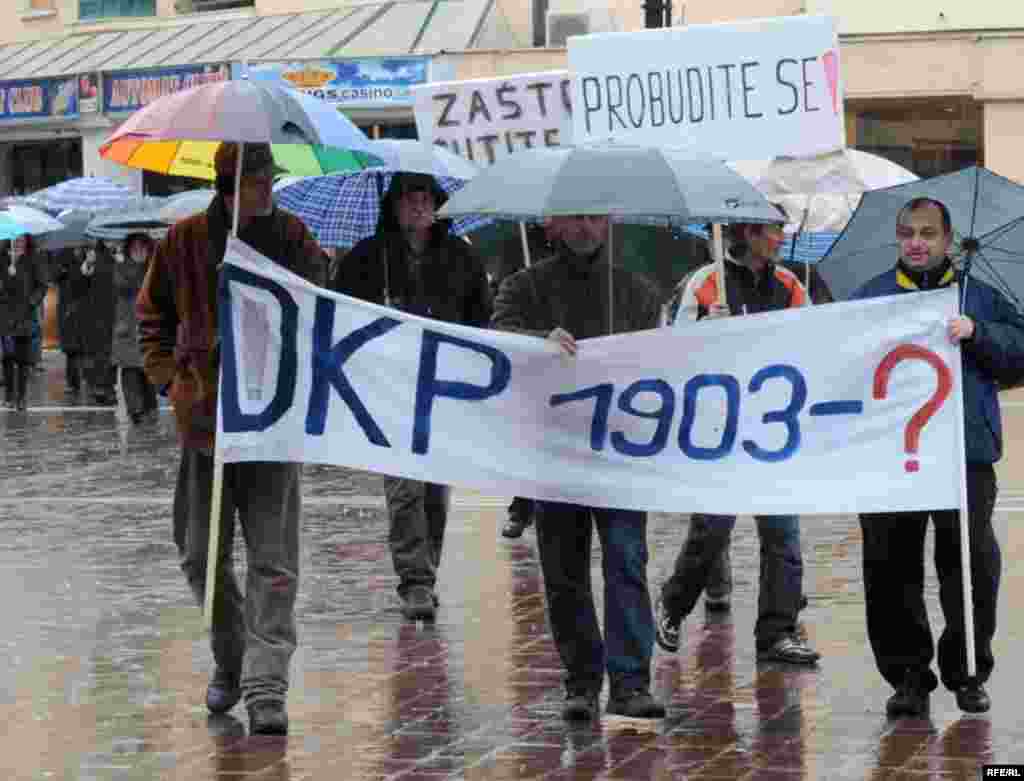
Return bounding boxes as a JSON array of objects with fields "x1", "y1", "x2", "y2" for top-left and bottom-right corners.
[
  {"x1": 158, "y1": 189, "x2": 216, "y2": 224},
  {"x1": 727, "y1": 149, "x2": 918, "y2": 233},
  {"x1": 364, "y1": 139, "x2": 481, "y2": 180}
]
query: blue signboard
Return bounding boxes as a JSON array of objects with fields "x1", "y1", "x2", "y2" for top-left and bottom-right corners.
[
  {"x1": 237, "y1": 57, "x2": 431, "y2": 109},
  {"x1": 103, "y1": 64, "x2": 231, "y2": 114},
  {"x1": 0, "y1": 77, "x2": 79, "y2": 121}
]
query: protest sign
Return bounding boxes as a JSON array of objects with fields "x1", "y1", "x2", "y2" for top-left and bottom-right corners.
[
  {"x1": 569, "y1": 15, "x2": 845, "y2": 159},
  {"x1": 219, "y1": 239, "x2": 962, "y2": 516},
  {"x1": 413, "y1": 71, "x2": 573, "y2": 165}
]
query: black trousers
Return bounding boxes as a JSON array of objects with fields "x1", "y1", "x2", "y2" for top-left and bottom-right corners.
[
  {"x1": 119, "y1": 366, "x2": 157, "y2": 417},
  {"x1": 859, "y1": 464, "x2": 1000, "y2": 693}
]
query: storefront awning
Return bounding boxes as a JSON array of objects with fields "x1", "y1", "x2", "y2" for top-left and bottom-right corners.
[{"x1": 0, "y1": 0, "x2": 494, "y2": 80}]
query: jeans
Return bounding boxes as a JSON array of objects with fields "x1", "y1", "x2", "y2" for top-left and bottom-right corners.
[
  {"x1": 859, "y1": 464, "x2": 999, "y2": 693},
  {"x1": 173, "y1": 451, "x2": 301, "y2": 707},
  {"x1": 386, "y1": 477, "x2": 450, "y2": 595},
  {"x1": 661, "y1": 514, "x2": 803, "y2": 651},
  {"x1": 534, "y1": 501, "x2": 655, "y2": 696}
]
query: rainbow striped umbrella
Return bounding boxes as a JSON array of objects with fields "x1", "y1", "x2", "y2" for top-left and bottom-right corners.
[{"x1": 99, "y1": 80, "x2": 381, "y2": 180}]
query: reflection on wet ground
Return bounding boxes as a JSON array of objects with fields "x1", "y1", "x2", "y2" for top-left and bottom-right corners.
[{"x1": 1, "y1": 355, "x2": 1021, "y2": 779}]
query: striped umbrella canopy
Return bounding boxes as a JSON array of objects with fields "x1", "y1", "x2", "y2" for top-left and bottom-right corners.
[
  {"x1": 25, "y1": 177, "x2": 140, "y2": 214},
  {"x1": 99, "y1": 80, "x2": 382, "y2": 180}
]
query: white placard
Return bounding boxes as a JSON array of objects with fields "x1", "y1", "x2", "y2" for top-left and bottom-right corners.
[
  {"x1": 219, "y1": 239, "x2": 961, "y2": 516},
  {"x1": 569, "y1": 15, "x2": 845, "y2": 160},
  {"x1": 412, "y1": 71, "x2": 573, "y2": 166}
]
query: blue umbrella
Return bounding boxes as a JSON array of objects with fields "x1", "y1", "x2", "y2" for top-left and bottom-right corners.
[
  {"x1": 0, "y1": 205, "x2": 64, "y2": 241},
  {"x1": 26, "y1": 177, "x2": 139, "y2": 214}
]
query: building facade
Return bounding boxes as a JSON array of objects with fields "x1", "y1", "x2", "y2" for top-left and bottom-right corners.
[{"x1": 0, "y1": 0, "x2": 1021, "y2": 191}]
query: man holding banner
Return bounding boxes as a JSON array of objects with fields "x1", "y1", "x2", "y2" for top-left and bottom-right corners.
[
  {"x1": 492, "y1": 214, "x2": 666, "y2": 721},
  {"x1": 331, "y1": 172, "x2": 491, "y2": 622},
  {"x1": 656, "y1": 210, "x2": 820, "y2": 667},
  {"x1": 853, "y1": 198, "x2": 1024, "y2": 717},
  {"x1": 137, "y1": 142, "x2": 327, "y2": 735}
]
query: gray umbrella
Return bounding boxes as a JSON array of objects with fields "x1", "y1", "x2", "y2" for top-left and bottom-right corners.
[
  {"x1": 85, "y1": 201, "x2": 169, "y2": 243},
  {"x1": 37, "y1": 209, "x2": 93, "y2": 251},
  {"x1": 438, "y1": 144, "x2": 781, "y2": 332},
  {"x1": 437, "y1": 144, "x2": 782, "y2": 224},
  {"x1": 818, "y1": 166, "x2": 1024, "y2": 307}
]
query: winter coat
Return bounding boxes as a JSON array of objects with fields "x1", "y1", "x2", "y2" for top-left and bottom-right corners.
[
  {"x1": 852, "y1": 260, "x2": 1024, "y2": 465},
  {"x1": 331, "y1": 175, "x2": 490, "y2": 328},
  {"x1": 49, "y1": 246, "x2": 116, "y2": 357},
  {"x1": 137, "y1": 195, "x2": 327, "y2": 451},
  {"x1": 111, "y1": 257, "x2": 148, "y2": 368},
  {"x1": 0, "y1": 249, "x2": 47, "y2": 338},
  {"x1": 491, "y1": 245, "x2": 663, "y2": 339},
  {"x1": 672, "y1": 254, "x2": 807, "y2": 324}
]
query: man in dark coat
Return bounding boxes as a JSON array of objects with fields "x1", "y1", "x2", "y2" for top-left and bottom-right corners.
[
  {"x1": 331, "y1": 172, "x2": 491, "y2": 623},
  {"x1": 0, "y1": 235, "x2": 47, "y2": 410},
  {"x1": 491, "y1": 214, "x2": 665, "y2": 722},
  {"x1": 853, "y1": 197, "x2": 1024, "y2": 717},
  {"x1": 50, "y1": 247, "x2": 91, "y2": 396}
]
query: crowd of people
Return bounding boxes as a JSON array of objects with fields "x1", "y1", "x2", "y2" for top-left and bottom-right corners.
[
  {"x1": 6, "y1": 143, "x2": 1021, "y2": 737},
  {"x1": 0, "y1": 230, "x2": 160, "y2": 421}
]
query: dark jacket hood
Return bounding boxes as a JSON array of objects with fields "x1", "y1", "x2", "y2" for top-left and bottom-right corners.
[{"x1": 376, "y1": 172, "x2": 453, "y2": 247}]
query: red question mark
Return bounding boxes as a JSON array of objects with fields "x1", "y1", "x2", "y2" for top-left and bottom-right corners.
[{"x1": 873, "y1": 345, "x2": 953, "y2": 473}]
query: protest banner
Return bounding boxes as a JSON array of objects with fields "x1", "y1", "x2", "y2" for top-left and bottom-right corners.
[
  {"x1": 569, "y1": 15, "x2": 845, "y2": 160},
  {"x1": 413, "y1": 71, "x2": 573, "y2": 166},
  {"x1": 219, "y1": 239, "x2": 962, "y2": 517}
]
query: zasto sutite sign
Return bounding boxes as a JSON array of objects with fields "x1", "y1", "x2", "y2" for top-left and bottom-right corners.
[
  {"x1": 569, "y1": 15, "x2": 845, "y2": 160},
  {"x1": 413, "y1": 72, "x2": 573, "y2": 166}
]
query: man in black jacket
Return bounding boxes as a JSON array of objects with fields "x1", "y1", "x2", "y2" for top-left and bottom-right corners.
[
  {"x1": 492, "y1": 214, "x2": 665, "y2": 722},
  {"x1": 332, "y1": 173, "x2": 491, "y2": 622}
]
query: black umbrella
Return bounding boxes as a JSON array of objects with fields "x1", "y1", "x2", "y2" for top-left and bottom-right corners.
[{"x1": 818, "y1": 166, "x2": 1024, "y2": 309}]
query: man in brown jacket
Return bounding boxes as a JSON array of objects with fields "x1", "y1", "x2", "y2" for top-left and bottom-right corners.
[
  {"x1": 491, "y1": 214, "x2": 666, "y2": 722},
  {"x1": 137, "y1": 142, "x2": 326, "y2": 736}
]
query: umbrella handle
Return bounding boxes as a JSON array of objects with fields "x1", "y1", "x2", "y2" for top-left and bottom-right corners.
[{"x1": 712, "y1": 224, "x2": 728, "y2": 310}]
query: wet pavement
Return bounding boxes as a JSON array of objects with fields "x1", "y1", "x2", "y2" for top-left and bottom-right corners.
[{"x1": 2, "y1": 352, "x2": 1022, "y2": 780}]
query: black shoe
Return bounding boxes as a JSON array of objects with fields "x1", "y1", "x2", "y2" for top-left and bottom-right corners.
[
  {"x1": 562, "y1": 690, "x2": 599, "y2": 721},
  {"x1": 955, "y1": 681, "x2": 991, "y2": 713},
  {"x1": 606, "y1": 689, "x2": 666, "y2": 719},
  {"x1": 654, "y1": 595, "x2": 681, "y2": 653},
  {"x1": 886, "y1": 672, "x2": 930, "y2": 718},
  {"x1": 400, "y1": 585, "x2": 436, "y2": 621},
  {"x1": 501, "y1": 514, "x2": 532, "y2": 539},
  {"x1": 757, "y1": 635, "x2": 820, "y2": 665},
  {"x1": 799, "y1": 594, "x2": 809, "y2": 612},
  {"x1": 248, "y1": 702, "x2": 288, "y2": 736},
  {"x1": 704, "y1": 593, "x2": 731, "y2": 613},
  {"x1": 205, "y1": 667, "x2": 242, "y2": 714}
]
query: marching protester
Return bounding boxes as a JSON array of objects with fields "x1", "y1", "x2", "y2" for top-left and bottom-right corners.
[
  {"x1": 137, "y1": 142, "x2": 327, "y2": 735},
  {"x1": 0, "y1": 235, "x2": 48, "y2": 410},
  {"x1": 492, "y1": 213, "x2": 666, "y2": 721},
  {"x1": 852, "y1": 197, "x2": 1024, "y2": 716},
  {"x1": 112, "y1": 233, "x2": 159, "y2": 424},
  {"x1": 331, "y1": 172, "x2": 491, "y2": 622},
  {"x1": 49, "y1": 247, "x2": 92, "y2": 398},
  {"x1": 656, "y1": 210, "x2": 820, "y2": 666},
  {"x1": 81, "y1": 241, "x2": 119, "y2": 406}
]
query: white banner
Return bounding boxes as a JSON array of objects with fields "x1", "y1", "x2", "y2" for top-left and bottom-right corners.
[
  {"x1": 412, "y1": 71, "x2": 573, "y2": 166},
  {"x1": 219, "y1": 240, "x2": 963, "y2": 516},
  {"x1": 569, "y1": 15, "x2": 845, "y2": 160}
]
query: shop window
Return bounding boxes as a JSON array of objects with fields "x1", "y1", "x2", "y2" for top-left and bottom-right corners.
[
  {"x1": 143, "y1": 170, "x2": 208, "y2": 197},
  {"x1": 851, "y1": 98, "x2": 982, "y2": 179},
  {"x1": 7, "y1": 138, "x2": 82, "y2": 196},
  {"x1": 377, "y1": 123, "x2": 418, "y2": 140},
  {"x1": 79, "y1": 0, "x2": 155, "y2": 20}
]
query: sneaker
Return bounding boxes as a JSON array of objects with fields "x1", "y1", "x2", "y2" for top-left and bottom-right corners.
[
  {"x1": 757, "y1": 635, "x2": 820, "y2": 665},
  {"x1": 205, "y1": 667, "x2": 242, "y2": 714},
  {"x1": 654, "y1": 596, "x2": 681, "y2": 653},
  {"x1": 562, "y1": 690, "x2": 599, "y2": 721},
  {"x1": 886, "y1": 672, "x2": 930, "y2": 718},
  {"x1": 955, "y1": 681, "x2": 991, "y2": 714},
  {"x1": 606, "y1": 689, "x2": 666, "y2": 719},
  {"x1": 400, "y1": 585, "x2": 436, "y2": 621},
  {"x1": 248, "y1": 701, "x2": 289, "y2": 735}
]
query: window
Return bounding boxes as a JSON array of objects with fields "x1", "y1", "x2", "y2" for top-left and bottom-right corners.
[{"x1": 79, "y1": 0, "x2": 155, "y2": 20}]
